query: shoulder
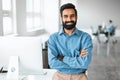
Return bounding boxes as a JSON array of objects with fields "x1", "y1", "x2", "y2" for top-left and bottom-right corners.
[
  {"x1": 77, "y1": 29, "x2": 91, "y2": 38},
  {"x1": 77, "y1": 30, "x2": 92, "y2": 43},
  {"x1": 49, "y1": 32, "x2": 59, "y2": 40}
]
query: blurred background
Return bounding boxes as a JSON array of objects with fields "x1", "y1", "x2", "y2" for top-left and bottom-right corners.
[{"x1": 0, "y1": 0, "x2": 120, "y2": 80}]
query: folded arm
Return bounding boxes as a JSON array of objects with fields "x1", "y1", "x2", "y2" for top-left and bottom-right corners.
[
  {"x1": 48, "y1": 34, "x2": 93, "y2": 70},
  {"x1": 62, "y1": 35, "x2": 93, "y2": 69},
  {"x1": 48, "y1": 37, "x2": 71, "y2": 70}
]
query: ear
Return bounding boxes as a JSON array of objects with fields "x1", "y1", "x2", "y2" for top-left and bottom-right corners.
[{"x1": 76, "y1": 15, "x2": 78, "y2": 20}]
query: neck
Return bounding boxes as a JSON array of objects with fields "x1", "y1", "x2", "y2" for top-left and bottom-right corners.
[{"x1": 64, "y1": 28, "x2": 75, "y2": 35}]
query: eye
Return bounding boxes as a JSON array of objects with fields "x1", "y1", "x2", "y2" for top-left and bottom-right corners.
[
  {"x1": 63, "y1": 15, "x2": 68, "y2": 18},
  {"x1": 70, "y1": 14, "x2": 76, "y2": 18}
]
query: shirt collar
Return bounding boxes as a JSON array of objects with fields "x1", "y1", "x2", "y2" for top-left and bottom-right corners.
[{"x1": 58, "y1": 27, "x2": 80, "y2": 35}]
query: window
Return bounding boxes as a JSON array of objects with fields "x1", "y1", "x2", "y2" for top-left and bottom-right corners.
[
  {"x1": 0, "y1": 0, "x2": 45, "y2": 36},
  {"x1": 26, "y1": 0, "x2": 44, "y2": 31},
  {"x1": 2, "y1": 0, "x2": 16, "y2": 35}
]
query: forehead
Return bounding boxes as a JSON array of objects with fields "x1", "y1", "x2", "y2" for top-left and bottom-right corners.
[{"x1": 62, "y1": 9, "x2": 75, "y2": 15}]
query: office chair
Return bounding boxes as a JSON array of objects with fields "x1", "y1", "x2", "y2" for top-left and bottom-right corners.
[
  {"x1": 107, "y1": 26, "x2": 117, "y2": 44},
  {"x1": 90, "y1": 26, "x2": 101, "y2": 43},
  {"x1": 106, "y1": 26, "x2": 117, "y2": 55},
  {"x1": 90, "y1": 26, "x2": 101, "y2": 54}
]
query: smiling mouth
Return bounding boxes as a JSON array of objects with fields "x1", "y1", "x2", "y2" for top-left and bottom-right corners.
[{"x1": 66, "y1": 22, "x2": 73, "y2": 25}]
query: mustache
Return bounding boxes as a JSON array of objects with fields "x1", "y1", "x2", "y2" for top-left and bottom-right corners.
[{"x1": 65, "y1": 21, "x2": 74, "y2": 24}]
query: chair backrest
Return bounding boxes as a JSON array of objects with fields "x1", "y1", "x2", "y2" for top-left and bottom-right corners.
[{"x1": 111, "y1": 26, "x2": 116, "y2": 36}]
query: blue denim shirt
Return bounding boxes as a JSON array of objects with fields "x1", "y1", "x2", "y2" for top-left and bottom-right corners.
[{"x1": 48, "y1": 28, "x2": 93, "y2": 74}]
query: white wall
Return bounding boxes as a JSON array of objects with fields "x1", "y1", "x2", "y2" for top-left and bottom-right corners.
[
  {"x1": 60, "y1": 0, "x2": 77, "y2": 5},
  {"x1": 0, "y1": 0, "x2": 3, "y2": 36},
  {"x1": 16, "y1": 0, "x2": 26, "y2": 35},
  {"x1": 76, "y1": 0, "x2": 120, "y2": 30},
  {"x1": 44, "y1": 0, "x2": 60, "y2": 34}
]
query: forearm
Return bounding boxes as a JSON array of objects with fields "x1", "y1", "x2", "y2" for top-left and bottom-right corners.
[
  {"x1": 63, "y1": 51, "x2": 92, "y2": 69},
  {"x1": 48, "y1": 54, "x2": 72, "y2": 69},
  {"x1": 48, "y1": 47, "x2": 70, "y2": 69},
  {"x1": 56, "y1": 48, "x2": 89, "y2": 68}
]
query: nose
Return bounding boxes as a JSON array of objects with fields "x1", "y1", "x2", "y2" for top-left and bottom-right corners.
[{"x1": 67, "y1": 16, "x2": 72, "y2": 21}]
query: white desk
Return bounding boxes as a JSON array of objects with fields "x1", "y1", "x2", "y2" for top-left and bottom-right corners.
[{"x1": 0, "y1": 69, "x2": 57, "y2": 80}]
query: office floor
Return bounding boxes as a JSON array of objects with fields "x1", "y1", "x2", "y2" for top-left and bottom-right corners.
[{"x1": 88, "y1": 37, "x2": 120, "y2": 80}]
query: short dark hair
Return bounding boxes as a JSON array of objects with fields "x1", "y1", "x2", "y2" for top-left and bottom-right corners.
[
  {"x1": 109, "y1": 20, "x2": 112, "y2": 23},
  {"x1": 60, "y1": 3, "x2": 77, "y2": 17}
]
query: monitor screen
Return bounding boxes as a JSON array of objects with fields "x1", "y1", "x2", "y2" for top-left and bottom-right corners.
[{"x1": 0, "y1": 36, "x2": 43, "y2": 75}]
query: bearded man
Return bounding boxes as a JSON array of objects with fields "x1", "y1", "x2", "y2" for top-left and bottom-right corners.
[{"x1": 48, "y1": 3, "x2": 93, "y2": 80}]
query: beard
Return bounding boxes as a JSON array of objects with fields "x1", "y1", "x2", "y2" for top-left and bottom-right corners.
[{"x1": 62, "y1": 21, "x2": 76, "y2": 30}]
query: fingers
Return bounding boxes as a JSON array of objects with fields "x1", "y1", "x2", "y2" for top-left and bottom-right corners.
[
  {"x1": 80, "y1": 49, "x2": 87, "y2": 57},
  {"x1": 57, "y1": 55, "x2": 64, "y2": 61}
]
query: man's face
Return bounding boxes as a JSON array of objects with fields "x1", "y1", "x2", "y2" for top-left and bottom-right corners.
[{"x1": 61, "y1": 9, "x2": 77, "y2": 30}]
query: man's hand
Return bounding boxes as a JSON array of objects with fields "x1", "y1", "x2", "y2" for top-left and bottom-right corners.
[
  {"x1": 80, "y1": 49, "x2": 87, "y2": 57},
  {"x1": 57, "y1": 55, "x2": 64, "y2": 61}
]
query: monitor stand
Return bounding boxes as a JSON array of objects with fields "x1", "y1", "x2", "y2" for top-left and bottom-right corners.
[
  {"x1": 6, "y1": 56, "x2": 47, "y2": 80},
  {"x1": 6, "y1": 56, "x2": 19, "y2": 80}
]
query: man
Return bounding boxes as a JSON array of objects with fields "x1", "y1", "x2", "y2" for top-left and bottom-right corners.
[
  {"x1": 104, "y1": 20, "x2": 115, "y2": 43},
  {"x1": 48, "y1": 3, "x2": 93, "y2": 80}
]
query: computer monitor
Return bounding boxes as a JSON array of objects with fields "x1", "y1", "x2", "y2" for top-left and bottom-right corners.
[{"x1": 0, "y1": 36, "x2": 43, "y2": 76}]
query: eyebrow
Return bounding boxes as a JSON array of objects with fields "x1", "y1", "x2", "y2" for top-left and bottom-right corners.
[{"x1": 63, "y1": 14, "x2": 76, "y2": 17}]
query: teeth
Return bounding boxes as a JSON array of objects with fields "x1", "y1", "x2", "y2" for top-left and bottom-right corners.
[{"x1": 66, "y1": 23, "x2": 73, "y2": 25}]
